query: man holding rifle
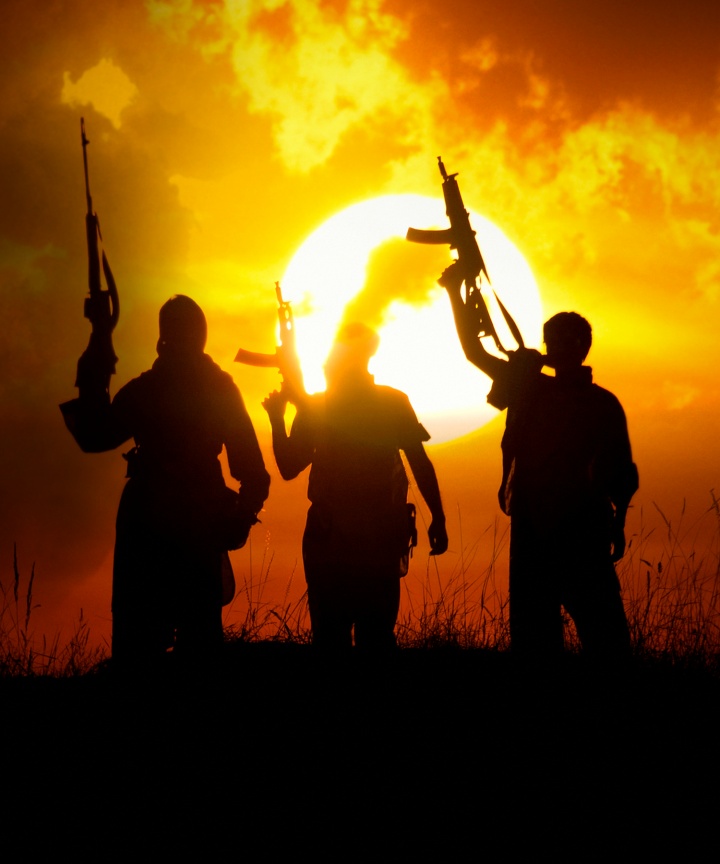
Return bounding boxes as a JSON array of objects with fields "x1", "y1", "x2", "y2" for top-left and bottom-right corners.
[
  {"x1": 440, "y1": 261, "x2": 637, "y2": 663},
  {"x1": 62, "y1": 122, "x2": 269, "y2": 666},
  {"x1": 263, "y1": 322, "x2": 448, "y2": 651},
  {"x1": 408, "y1": 155, "x2": 637, "y2": 662}
]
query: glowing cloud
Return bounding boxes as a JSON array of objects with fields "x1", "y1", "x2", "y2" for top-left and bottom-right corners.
[
  {"x1": 150, "y1": 0, "x2": 439, "y2": 170},
  {"x1": 61, "y1": 59, "x2": 138, "y2": 129},
  {"x1": 661, "y1": 381, "x2": 700, "y2": 411}
]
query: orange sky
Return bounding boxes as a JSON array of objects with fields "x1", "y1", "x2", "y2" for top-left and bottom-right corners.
[{"x1": 2, "y1": 0, "x2": 719, "y2": 648}]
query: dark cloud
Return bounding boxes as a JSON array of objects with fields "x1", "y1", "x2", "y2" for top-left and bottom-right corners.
[
  {"x1": 389, "y1": 0, "x2": 720, "y2": 127},
  {"x1": 0, "y1": 4, "x2": 200, "y2": 609}
]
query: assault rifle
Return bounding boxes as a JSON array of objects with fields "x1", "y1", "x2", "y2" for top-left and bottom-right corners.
[
  {"x1": 60, "y1": 119, "x2": 122, "y2": 451},
  {"x1": 74, "y1": 117, "x2": 120, "y2": 401},
  {"x1": 406, "y1": 156, "x2": 523, "y2": 353},
  {"x1": 235, "y1": 282, "x2": 305, "y2": 404}
]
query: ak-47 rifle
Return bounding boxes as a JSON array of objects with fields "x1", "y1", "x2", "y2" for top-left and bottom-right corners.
[
  {"x1": 406, "y1": 156, "x2": 523, "y2": 353},
  {"x1": 235, "y1": 282, "x2": 305, "y2": 404},
  {"x1": 74, "y1": 117, "x2": 120, "y2": 402}
]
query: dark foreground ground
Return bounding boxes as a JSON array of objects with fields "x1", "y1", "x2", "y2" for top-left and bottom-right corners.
[{"x1": 2, "y1": 644, "x2": 719, "y2": 857}]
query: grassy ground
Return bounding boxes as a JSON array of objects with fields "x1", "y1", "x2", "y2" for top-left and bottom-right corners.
[
  {"x1": 4, "y1": 496, "x2": 720, "y2": 673},
  {"x1": 2, "y1": 641, "x2": 718, "y2": 856},
  {"x1": 2, "y1": 507, "x2": 719, "y2": 854}
]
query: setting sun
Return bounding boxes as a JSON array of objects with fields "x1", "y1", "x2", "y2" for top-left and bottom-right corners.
[{"x1": 281, "y1": 194, "x2": 543, "y2": 441}]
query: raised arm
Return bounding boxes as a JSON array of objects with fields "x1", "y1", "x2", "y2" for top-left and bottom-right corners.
[
  {"x1": 438, "y1": 262, "x2": 507, "y2": 381},
  {"x1": 263, "y1": 389, "x2": 313, "y2": 480},
  {"x1": 403, "y1": 441, "x2": 448, "y2": 555},
  {"x1": 60, "y1": 393, "x2": 131, "y2": 453}
]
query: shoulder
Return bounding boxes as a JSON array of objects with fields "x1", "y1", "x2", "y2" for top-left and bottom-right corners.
[
  {"x1": 372, "y1": 384, "x2": 416, "y2": 412},
  {"x1": 371, "y1": 384, "x2": 431, "y2": 442},
  {"x1": 589, "y1": 382, "x2": 626, "y2": 414},
  {"x1": 587, "y1": 383, "x2": 633, "y2": 445},
  {"x1": 193, "y1": 356, "x2": 247, "y2": 413},
  {"x1": 374, "y1": 384, "x2": 409, "y2": 401},
  {"x1": 200, "y1": 355, "x2": 239, "y2": 390},
  {"x1": 371, "y1": 384, "x2": 424, "y2": 425},
  {"x1": 112, "y1": 368, "x2": 154, "y2": 407}
]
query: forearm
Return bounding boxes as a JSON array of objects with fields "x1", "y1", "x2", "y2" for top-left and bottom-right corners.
[
  {"x1": 405, "y1": 443, "x2": 448, "y2": 555},
  {"x1": 445, "y1": 283, "x2": 505, "y2": 379},
  {"x1": 405, "y1": 444, "x2": 444, "y2": 520},
  {"x1": 268, "y1": 417, "x2": 310, "y2": 480},
  {"x1": 231, "y1": 448, "x2": 270, "y2": 514},
  {"x1": 60, "y1": 395, "x2": 131, "y2": 453}
]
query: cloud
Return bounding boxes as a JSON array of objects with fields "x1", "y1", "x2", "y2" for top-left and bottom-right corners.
[
  {"x1": 149, "y1": 0, "x2": 441, "y2": 171},
  {"x1": 61, "y1": 59, "x2": 138, "y2": 129},
  {"x1": 663, "y1": 382, "x2": 701, "y2": 411},
  {"x1": 436, "y1": 104, "x2": 720, "y2": 302},
  {"x1": 640, "y1": 381, "x2": 702, "y2": 412},
  {"x1": 340, "y1": 236, "x2": 446, "y2": 329}
]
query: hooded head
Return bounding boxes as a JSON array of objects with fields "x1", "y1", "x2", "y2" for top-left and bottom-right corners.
[
  {"x1": 157, "y1": 295, "x2": 207, "y2": 357},
  {"x1": 324, "y1": 322, "x2": 380, "y2": 386}
]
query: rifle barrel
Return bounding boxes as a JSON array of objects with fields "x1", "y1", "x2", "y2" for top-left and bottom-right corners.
[{"x1": 81, "y1": 117, "x2": 92, "y2": 215}]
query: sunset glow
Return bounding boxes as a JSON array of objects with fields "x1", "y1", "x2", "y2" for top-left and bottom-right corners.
[{"x1": 2, "y1": 0, "x2": 719, "y2": 646}]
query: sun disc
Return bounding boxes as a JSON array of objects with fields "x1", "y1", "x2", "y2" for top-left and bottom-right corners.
[{"x1": 282, "y1": 195, "x2": 543, "y2": 443}]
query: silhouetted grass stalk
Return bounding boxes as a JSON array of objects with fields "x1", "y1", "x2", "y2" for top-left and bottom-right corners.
[
  {"x1": 4, "y1": 496, "x2": 720, "y2": 674},
  {"x1": 619, "y1": 495, "x2": 720, "y2": 666},
  {"x1": 0, "y1": 545, "x2": 106, "y2": 676},
  {"x1": 223, "y1": 496, "x2": 720, "y2": 663},
  {"x1": 223, "y1": 527, "x2": 311, "y2": 644},
  {"x1": 397, "y1": 517, "x2": 511, "y2": 650}
]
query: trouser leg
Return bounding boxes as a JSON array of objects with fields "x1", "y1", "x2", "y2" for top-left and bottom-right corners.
[
  {"x1": 306, "y1": 565, "x2": 400, "y2": 651},
  {"x1": 112, "y1": 522, "x2": 174, "y2": 666},
  {"x1": 562, "y1": 561, "x2": 631, "y2": 662},
  {"x1": 353, "y1": 573, "x2": 400, "y2": 651},
  {"x1": 509, "y1": 519, "x2": 564, "y2": 659},
  {"x1": 306, "y1": 571, "x2": 354, "y2": 650},
  {"x1": 173, "y1": 547, "x2": 225, "y2": 660}
]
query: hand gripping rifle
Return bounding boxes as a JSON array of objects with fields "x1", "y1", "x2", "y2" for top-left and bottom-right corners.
[
  {"x1": 235, "y1": 282, "x2": 305, "y2": 404},
  {"x1": 74, "y1": 117, "x2": 120, "y2": 402},
  {"x1": 406, "y1": 156, "x2": 523, "y2": 353}
]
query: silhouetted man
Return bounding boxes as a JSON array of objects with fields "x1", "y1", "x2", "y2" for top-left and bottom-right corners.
[
  {"x1": 263, "y1": 323, "x2": 448, "y2": 650},
  {"x1": 440, "y1": 262, "x2": 637, "y2": 661},
  {"x1": 62, "y1": 295, "x2": 270, "y2": 665}
]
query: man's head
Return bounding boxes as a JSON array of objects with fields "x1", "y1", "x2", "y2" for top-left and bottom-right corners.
[
  {"x1": 543, "y1": 312, "x2": 592, "y2": 370},
  {"x1": 324, "y1": 322, "x2": 380, "y2": 385},
  {"x1": 157, "y1": 295, "x2": 207, "y2": 356}
]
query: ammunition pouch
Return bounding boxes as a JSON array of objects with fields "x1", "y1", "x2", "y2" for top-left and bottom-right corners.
[{"x1": 399, "y1": 502, "x2": 418, "y2": 578}]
